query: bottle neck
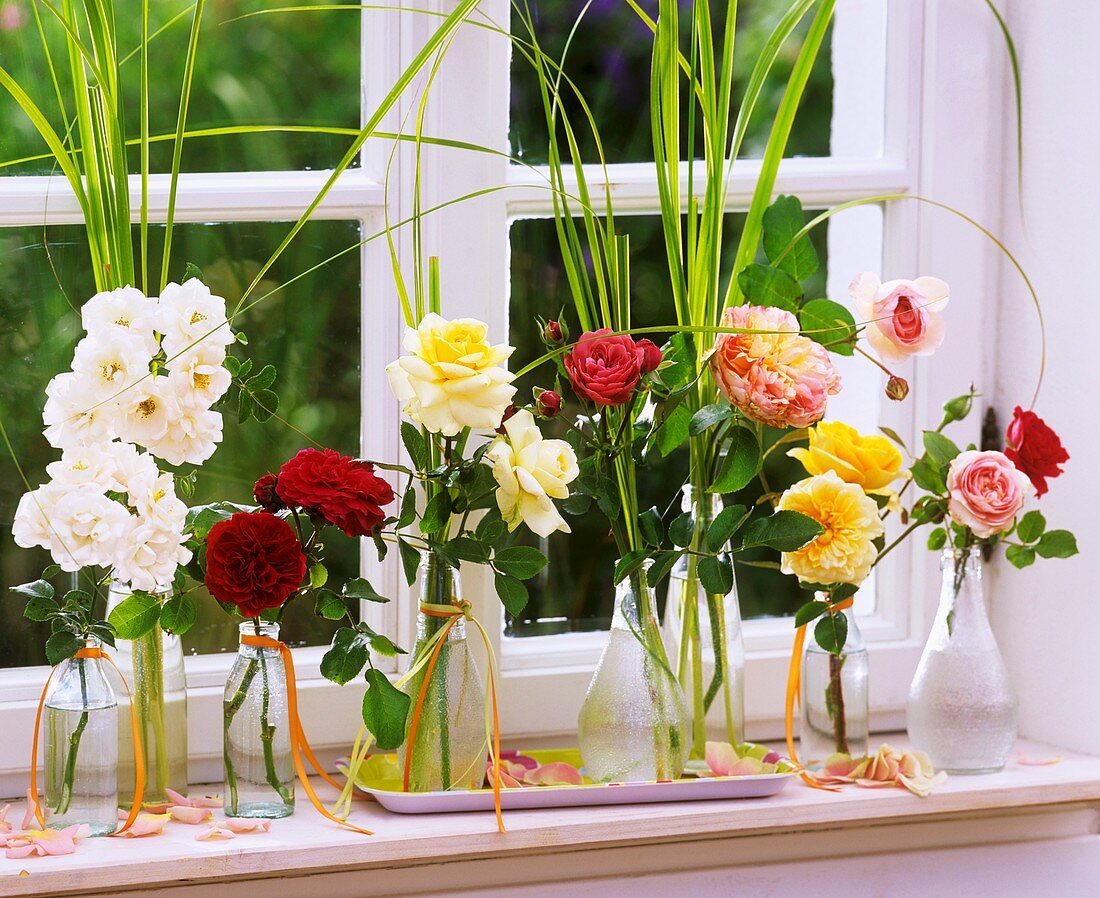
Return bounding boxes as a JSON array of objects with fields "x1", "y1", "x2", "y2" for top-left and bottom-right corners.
[
  {"x1": 106, "y1": 579, "x2": 171, "y2": 615},
  {"x1": 681, "y1": 485, "x2": 723, "y2": 530},
  {"x1": 238, "y1": 620, "x2": 281, "y2": 656},
  {"x1": 416, "y1": 549, "x2": 465, "y2": 641},
  {"x1": 611, "y1": 560, "x2": 658, "y2": 631},
  {"x1": 935, "y1": 546, "x2": 993, "y2": 643},
  {"x1": 811, "y1": 592, "x2": 865, "y2": 652}
]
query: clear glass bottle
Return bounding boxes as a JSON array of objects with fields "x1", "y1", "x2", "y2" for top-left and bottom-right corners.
[
  {"x1": 223, "y1": 621, "x2": 294, "y2": 817},
  {"x1": 580, "y1": 560, "x2": 690, "y2": 783},
  {"x1": 662, "y1": 486, "x2": 745, "y2": 754},
  {"x1": 908, "y1": 546, "x2": 1018, "y2": 773},
  {"x1": 801, "y1": 604, "x2": 869, "y2": 766},
  {"x1": 44, "y1": 640, "x2": 119, "y2": 836},
  {"x1": 398, "y1": 549, "x2": 486, "y2": 792},
  {"x1": 105, "y1": 582, "x2": 189, "y2": 805}
]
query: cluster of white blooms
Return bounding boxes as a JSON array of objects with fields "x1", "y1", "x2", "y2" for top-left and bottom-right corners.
[{"x1": 13, "y1": 279, "x2": 235, "y2": 591}]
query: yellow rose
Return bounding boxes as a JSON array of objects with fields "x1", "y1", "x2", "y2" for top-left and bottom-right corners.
[
  {"x1": 385, "y1": 313, "x2": 516, "y2": 436},
  {"x1": 788, "y1": 420, "x2": 903, "y2": 494},
  {"x1": 777, "y1": 471, "x2": 884, "y2": 586}
]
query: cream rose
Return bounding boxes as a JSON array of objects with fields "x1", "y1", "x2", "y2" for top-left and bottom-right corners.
[
  {"x1": 486, "y1": 409, "x2": 579, "y2": 538},
  {"x1": 386, "y1": 313, "x2": 516, "y2": 436}
]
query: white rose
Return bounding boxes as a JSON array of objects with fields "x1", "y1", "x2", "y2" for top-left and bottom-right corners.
[
  {"x1": 71, "y1": 330, "x2": 152, "y2": 400},
  {"x1": 145, "y1": 405, "x2": 223, "y2": 466},
  {"x1": 42, "y1": 372, "x2": 117, "y2": 449},
  {"x1": 42, "y1": 483, "x2": 131, "y2": 571},
  {"x1": 12, "y1": 484, "x2": 64, "y2": 552},
  {"x1": 485, "y1": 409, "x2": 579, "y2": 538},
  {"x1": 158, "y1": 278, "x2": 234, "y2": 358},
  {"x1": 113, "y1": 376, "x2": 178, "y2": 448},
  {"x1": 167, "y1": 342, "x2": 231, "y2": 410},
  {"x1": 112, "y1": 517, "x2": 191, "y2": 592},
  {"x1": 80, "y1": 286, "x2": 160, "y2": 355},
  {"x1": 129, "y1": 472, "x2": 188, "y2": 530},
  {"x1": 385, "y1": 313, "x2": 516, "y2": 437}
]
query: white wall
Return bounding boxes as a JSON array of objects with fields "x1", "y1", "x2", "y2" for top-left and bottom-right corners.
[{"x1": 991, "y1": 3, "x2": 1099, "y2": 753}]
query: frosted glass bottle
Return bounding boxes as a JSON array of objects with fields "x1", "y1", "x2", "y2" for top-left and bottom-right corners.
[
  {"x1": 801, "y1": 606, "x2": 869, "y2": 766},
  {"x1": 908, "y1": 546, "x2": 1018, "y2": 773}
]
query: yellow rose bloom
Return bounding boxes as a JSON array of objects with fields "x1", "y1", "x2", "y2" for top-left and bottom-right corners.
[
  {"x1": 788, "y1": 420, "x2": 903, "y2": 494},
  {"x1": 778, "y1": 471, "x2": 885, "y2": 586}
]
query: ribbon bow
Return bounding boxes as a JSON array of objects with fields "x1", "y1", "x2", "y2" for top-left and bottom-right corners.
[
  {"x1": 30, "y1": 646, "x2": 145, "y2": 835},
  {"x1": 239, "y1": 634, "x2": 373, "y2": 835}
]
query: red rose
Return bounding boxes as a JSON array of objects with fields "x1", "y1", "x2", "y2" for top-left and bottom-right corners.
[
  {"x1": 543, "y1": 319, "x2": 564, "y2": 345},
  {"x1": 276, "y1": 448, "x2": 395, "y2": 537},
  {"x1": 253, "y1": 473, "x2": 284, "y2": 512},
  {"x1": 1005, "y1": 406, "x2": 1068, "y2": 498},
  {"x1": 536, "y1": 390, "x2": 562, "y2": 418},
  {"x1": 636, "y1": 339, "x2": 663, "y2": 374},
  {"x1": 205, "y1": 512, "x2": 307, "y2": 618},
  {"x1": 564, "y1": 329, "x2": 646, "y2": 407}
]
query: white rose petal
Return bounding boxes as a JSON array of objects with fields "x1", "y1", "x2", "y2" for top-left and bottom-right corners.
[
  {"x1": 71, "y1": 330, "x2": 152, "y2": 400},
  {"x1": 41, "y1": 483, "x2": 131, "y2": 571},
  {"x1": 158, "y1": 279, "x2": 234, "y2": 358},
  {"x1": 42, "y1": 372, "x2": 118, "y2": 449},
  {"x1": 112, "y1": 517, "x2": 191, "y2": 592},
  {"x1": 167, "y1": 342, "x2": 231, "y2": 410},
  {"x1": 80, "y1": 286, "x2": 160, "y2": 355},
  {"x1": 145, "y1": 406, "x2": 223, "y2": 466},
  {"x1": 113, "y1": 377, "x2": 179, "y2": 448}
]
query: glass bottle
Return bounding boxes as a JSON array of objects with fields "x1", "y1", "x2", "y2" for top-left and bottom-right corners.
[
  {"x1": 223, "y1": 621, "x2": 294, "y2": 817},
  {"x1": 662, "y1": 486, "x2": 745, "y2": 755},
  {"x1": 105, "y1": 582, "x2": 189, "y2": 805},
  {"x1": 398, "y1": 549, "x2": 486, "y2": 792},
  {"x1": 580, "y1": 560, "x2": 690, "y2": 783},
  {"x1": 908, "y1": 546, "x2": 1018, "y2": 773},
  {"x1": 44, "y1": 640, "x2": 119, "y2": 836},
  {"x1": 801, "y1": 604, "x2": 869, "y2": 766}
]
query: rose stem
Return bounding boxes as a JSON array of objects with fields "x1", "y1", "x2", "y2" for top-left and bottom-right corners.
[
  {"x1": 258, "y1": 646, "x2": 293, "y2": 804},
  {"x1": 56, "y1": 658, "x2": 90, "y2": 816},
  {"x1": 828, "y1": 652, "x2": 849, "y2": 755}
]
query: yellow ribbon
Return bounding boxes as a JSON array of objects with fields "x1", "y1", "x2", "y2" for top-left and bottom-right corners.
[
  {"x1": 30, "y1": 646, "x2": 146, "y2": 835},
  {"x1": 785, "y1": 596, "x2": 855, "y2": 791}
]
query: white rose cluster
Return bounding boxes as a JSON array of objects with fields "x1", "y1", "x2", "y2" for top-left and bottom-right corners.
[{"x1": 13, "y1": 279, "x2": 235, "y2": 590}]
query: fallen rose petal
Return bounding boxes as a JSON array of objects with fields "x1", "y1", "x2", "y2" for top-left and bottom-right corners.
[
  {"x1": 897, "y1": 771, "x2": 947, "y2": 798},
  {"x1": 166, "y1": 788, "x2": 223, "y2": 809},
  {"x1": 821, "y1": 753, "x2": 861, "y2": 778},
  {"x1": 500, "y1": 751, "x2": 539, "y2": 771},
  {"x1": 5, "y1": 844, "x2": 38, "y2": 859},
  {"x1": 168, "y1": 806, "x2": 213, "y2": 825},
  {"x1": 1017, "y1": 754, "x2": 1062, "y2": 766},
  {"x1": 726, "y1": 757, "x2": 766, "y2": 777},
  {"x1": 809, "y1": 773, "x2": 857, "y2": 786},
  {"x1": 854, "y1": 778, "x2": 897, "y2": 789},
  {"x1": 196, "y1": 826, "x2": 236, "y2": 841},
  {"x1": 224, "y1": 818, "x2": 272, "y2": 834},
  {"x1": 705, "y1": 741, "x2": 739, "y2": 777},
  {"x1": 524, "y1": 762, "x2": 584, "y2": 787},
  {"x1": 486, "y1": 760, "x2": 527, "y2": 788},
  {"x1": 21, "y1": 790, "x2": 35, "y2": 831},
  {"x1": 121, "y1": 814, "x2": 171, "y2": 837}
]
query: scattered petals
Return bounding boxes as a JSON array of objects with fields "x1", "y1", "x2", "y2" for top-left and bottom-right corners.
[
  {"x1": 223, "y1": 818, "x2": 272, "y2": 834},
  {"x1": 705, "y1": 741, "x2": 739, "y2": 777},
  {"x1": 119, "y1": 813, "x2": 171, "y2": 838},
  {"x1": 727, "y1": 757, "x2": 766, "y2": 777},
  {"x1": 166, "y1": 789, "x2": 223, "y2": 809},
  {"x1": 0, "y1": 804, "x2": 11, "y2": 834},
  {"x1": 5, "y1": 824, "x2": 90, "y2": 858},
  {"x1": 500, "y1": 750, "x2": 538, "y2": 771},
  {"x1": 167, "y1": 805, "x2": 213, "y2": 825},
  {"x1": 21, "y1": 790, "x2": 36, "y2": 831},
  {"x1": 524, "y1": 762, "x2": 584, "y2": 787},
  {"x1": 807, "y1": 744, "x2": 946, "y2": 797},
  {"x1": 196, "y1": 825, "x2": 236, "y2": 842},
  {"x1": 1017, "y1": 753, "x2": 1062, "y2": 766}
]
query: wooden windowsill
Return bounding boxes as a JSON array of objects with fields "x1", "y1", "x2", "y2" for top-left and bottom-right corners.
[{"x1": 3, "y1": 738, "x2": 1099, "y2": 897}]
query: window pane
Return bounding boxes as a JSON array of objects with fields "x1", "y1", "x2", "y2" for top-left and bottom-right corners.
[
  {"x1": 0, "y1": 0, "x2": 360, "y2": 175},
  {"x1": 0, "y1": 219, "x2": 362, "y2": 666},
  {"x1": 510, "y1": 0, "x2": 835, "y2": 165},
  {"x1": 506, "y1": 213, "x2": 829, "y2": 636}
]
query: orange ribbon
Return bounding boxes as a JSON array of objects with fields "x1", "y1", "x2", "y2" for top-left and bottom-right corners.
[
  {"x1": 785, "y1": 596, "x2": 855, "y2": 791},
  {"x1": 30, "y1": 646, "x2": 146, "y2": 835},
  {"x1": 403, "y1": 601, "x2": 503, "y2": 834},
  {"x1": 239, "y1": 634, "x2": 372, "y2": 835}
]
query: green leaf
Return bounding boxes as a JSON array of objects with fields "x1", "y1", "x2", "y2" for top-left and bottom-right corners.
[
  {"x1": 878, "y1": 426, "x2": 908, "y2": 451},
  {"x1": 1005, "y1": 544, "x2": 1036, "y2": 569},
  {"x1": 669, "y1": 512, "x2": 694, "y2": 548},
  {"x1": 397, "y1": 538, "x2": 421, "y2": 586},
  {"x1": 320, "y1": 627, "x2": 370, "y2": 686},
  {"x1": 183, "y1": 262, "x2": 205, "y2": 283},
  {"x1": 11, "y1": 579, "x2": 55, "y2": 602},
  {"x1": 799, "y1": 298, "x2": 857, "y2": 356},
  {"x1": 235, "y1": 332, "x2": 249, "y2": 347},
  {"x1": 442, "y1": 536, "x2": 490, "y2": 565},
  {"x1": 251, "y1": 390, "x2": 280, "y2": 422},
  {"x1": 61, "y1": 590, "x2": 93, "y2": 613},
  {"x1": 923, "y1": 431, "x2": 961, "y2": 466},
  {"x1": 23, "y1": 590, "x2": 59, "y2": 622},
  {"x1": 814, "y1": 612, "x2": 849, "y2": 655},
  {"x1": 108, "y1": 591, "x2": 162, "y2": 640},
  {"x1": 159, "y1": 593, "x2": 197, "y2": 635},
  {"x1": 740, "y1": 510, "x2": 823, "y2": 552},
  {"x1": 362, "y1": 668, "x2": 411, "y2": 751},
  {"x1": 707, "y1": 504, "x2": 750, "y2": 553},
  {"x1": 647, "y1": 550, "x2": 683, "y2": 587},
  {"x1": 656, "y1": 403, "x2": 692, "y2": 457},
  {"x1": 366, "y1": 632, "x2": 405, "y2": 658},
  {"x1": 1016, "y1": 510, "x2": 1046, "y2": 544},
  {"x1": 711, "y1": 426, "x2": 761, "y2": 493},
  {"x1": 762, "y1": 194, "x2": 819, "y2": 281},
  {"x1": 315, "y1": 589, "x2": 347, "y2": 621},
  {"x1": 45, "y1": 631, "x2": 85, "y2": 666},
  {"x1": 475, "y1": 508, "x2": 506, "y2": 544},
  {"x1": 309, "y1": 563, "x2": 329, "y2": 589},
  {"x1": 688, "y1": 403, "x2": 733, "y2": 436},
  {"x1": 187, "y1": 504, "x2": 236, "y2": 539},
  {"x1": 926, "y1": 528, "x2": 948, "y2": 551},
  {"x1": 237, "y1": 389, "x2": 254, "y2": 424},
  {"x1": 419, "y1": 491, "x2": 451, "y2": 535},
  {"x1": 910, "y1": 455, "x2": 947, "y2": 493},
  {"x1": 343, "y1": 578, "x2": 389, "y2": 604},
  {"x1": 613, "y1": 551, "x2": 648, "y2": 585},
  {"x1": 698, "y1": 554, "x2": 734, "y2": 595},
  {"x1": 494, "y1": 573, "x2": 529, "y2": 616},
  {"x1": 397, "y1": 486, "x2": 417, "y2": 529},
  {"x1": 737, "y1": 262, "x2": 802, "y2": 312},
  {"x1": 638, "y1": 507, "x2": 664, "y2": 547},
  {"x1": 246, "y1": 364, "x2": 277, "y2": 393},
  {"x1": 795, "y1": 600, "x2": 830, "y2": 628},
  {"x1": 401, "y1": 422, "x2": 429, "y2": 472},
  {"x1": 1036, "y1": 530, "x2": 1079, "y2": 559},
  {"x1": 494, "y1": 546, "x2": 549, "y2": 580}
]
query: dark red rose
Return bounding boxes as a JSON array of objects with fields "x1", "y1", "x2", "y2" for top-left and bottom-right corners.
[
  {"x1": 543, "y1": 319, "x2": 564, "y2": 345},
  {"x1": 204, "y1": 512, "x2": 307, "y2": 618},
  {"x1": 536, "y1": 390, "x2": 562, "y2": 418},
  {"x1": 253, "y1": 473, "x2": 284, "y2": 512},
  {"x1": 636, "y1": 339, "x2": 663, "y2": 374},
  {"x1": 1005, "y1": 406, "x2": 1068, "y2": 497},
  {"x1": 564, "y1": 329, "x2": 645, "y2": 407},
  {"x1": 276, "y1": 448, "x2": 395, "y2": 537}
]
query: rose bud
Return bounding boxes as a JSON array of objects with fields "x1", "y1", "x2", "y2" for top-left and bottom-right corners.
[
  {"x1": 496, "y1": 403, "x2": 519, "y2": 434},
  {"x1": 253, "y1": 473, "x2": 285, "y2": 512},
  {"x1": 885, "y1": 375, "x2": 910, "y2": 401},
  {"x1": 636, "y1": 338, "x2": 663, "y2": 374},
  {"x1": 543, "y1": 319, "x2": 564, "y2": 345},
  {"x1": 536, "y1": 390, "x2": 562, "y2": 418}
]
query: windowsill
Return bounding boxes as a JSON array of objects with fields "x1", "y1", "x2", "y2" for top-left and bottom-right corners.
[{"x1": 4, "y1": 738, "x2": 1099, "y2": 897}]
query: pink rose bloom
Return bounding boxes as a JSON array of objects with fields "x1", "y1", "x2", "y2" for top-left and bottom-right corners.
[
  {"x1": 849, "y1": 272, "x2": 950, "y2": 363},
  {"x1": 946, "y1": 450, "x2": 1030, "y2": 538},
  {"x1": 710, "y1": 305, "x2": 841, "y2": 429}
]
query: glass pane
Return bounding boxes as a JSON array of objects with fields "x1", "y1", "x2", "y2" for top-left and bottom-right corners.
[
  {"x1": 511, "y1": 0, "x2": 835, "y2": 165},
  {"x1": 0, "y1": 0, "x2": 360, "y2": 175},
  {"x1": 506, "y1": 213, "x2": 829, "y2": 636},
  {"x1": 0, "y1": 219, "x2": 362, "y2": 667}
]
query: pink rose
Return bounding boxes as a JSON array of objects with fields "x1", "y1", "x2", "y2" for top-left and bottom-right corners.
[
  {"x1": 946, "y1": 450, "x2": 1030, "y2": 538},
  {"x1": 710, "y1": 305, "x2": 841, "y2": 429},
  {"x1": 564, "y1": 329, "x2": 646, "y2": 407},
  {"x1": 849, "y1": 273, "x2": 950, "y2": 363},
  {"x1": 635, "y1": 338, "x2": 663, "y2": 374}
]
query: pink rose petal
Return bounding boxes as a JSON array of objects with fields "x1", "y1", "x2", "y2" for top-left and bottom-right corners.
[
  {"x1": 196, "y1": 825, "x2": 236, "y2": 841},
  {"x1": 1017, "y1": 754, "x2": 1062, "y2": 766},
  {"x1": 705, "y1": 741, "x2": 739, "y2": 777},
  {"x1": 726, "y1": 757, "x2": 766, "y2": 777},
  {"x1": 524, "y1": 762, "x2": 584, "y2": 787},
  {"x1": 21, "y1": 790, "x2": 35, "y2": 831},
  {"x1": 224, "y1": 818, "x2": 272, "y2": 834},
  {"x1": 500, "y1": 750, "x2": 539, "y2": 770},
  {"x1": 167, "y1": 788, "x2": 224, "y2": 809},
  {"x1": 120, "y1": 813, "x2": 171, "y2": 838},
  {"x1": 168, "y1": 805, "x2": 213, "y2": 825}
]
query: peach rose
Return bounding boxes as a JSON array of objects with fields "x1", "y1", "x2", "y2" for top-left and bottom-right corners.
[
  {"x1": 710, "y1": 305, "x2": 841, "y2": 429},
  {"x1": 946, "y1": 450, "x2": 1030, "y2": 538},
  {"x1": 849, "y1": 273, "x2": 949, "y2": 363}
]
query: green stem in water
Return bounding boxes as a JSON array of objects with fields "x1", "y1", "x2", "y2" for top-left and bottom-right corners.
[
  {"x1": 826, "y1": 651, "x2": 849, "y2": 755},
  {"x1": 56, "y1": 659, "x2": 89, "y2": 816},
  {"x1": 258, "y1": 648, "x2": 293, "y2": 804},
  {"x1": 134, "y1": 624, "x2": 170, "y2": 802}
]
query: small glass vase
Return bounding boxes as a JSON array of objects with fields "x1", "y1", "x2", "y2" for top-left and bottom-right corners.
[
  {"x1": 579, "y1": 559, "x2": 690, "y2": 783},
  {"x1": 398, "y1": 549, "x2": 486, "y2": 792},
  {"x1": 105, "y1": 582, "x2": 189, "y2": 806},
  {"x1": 45, "y1": 640, "x2": 119, "y2": 836},
  {"x1": 801, "y1": 604, "x2": 869, "y2": 766},
  {"x1": 662, "y1": 487, "x2": 745, "y2": 755},
  {"x1": 907, "y1": 546, "x2": 1018, "y2": 774},
  {"x1": 223, "y1": 621, "x2": 294, "y2": 818}
]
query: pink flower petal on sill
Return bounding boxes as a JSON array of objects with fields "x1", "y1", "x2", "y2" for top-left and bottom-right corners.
[
  {"x1": 897, "y1": 771, "x2": 947, "y2": 798},
  {"x1": 224, "y1": 818, "x2": 272, "y2": 834},
  {"x1": 854, "y1": 778, "x2": 897, "y2": 789},
  {"x1": 168, "y1": 805, "x2": 213, "y2": 825},
  {"x1": 120, "y1": 814, "x2": 171, "y2": 837},
  {"x1": 166, "y1": 788, "x2": 223, "y2": 809},
  {"x1": 21, "y1": 790, "x2": 36, "y2": 831},
  {"x1": 1017, "y1": 754, "x2": 1062, "y2": 766},
  {"x1": 196, "y1": 825, "x2": 236, "y2": 841},
  {"x1": 525, "y1": 762, "x2": 584, "y2": 787},
  {"x1": 486, "y1": 760, "x2": 527, "y2": 788},
  {"x1": 821, "y1": 753, "x2": 861, "y2": 778},
  {"x1": 500, "y1": 750, "x2": 539, "y2": 770},
  {"x1": 726, "y1": 757, "x2": 766, "y2": 777},
  {"x1": 5, "y1": 844, "x2": 38, "y2": 859},
  {"x1": 705, "y1": 741, "x2": 739, "y2": 777}
]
